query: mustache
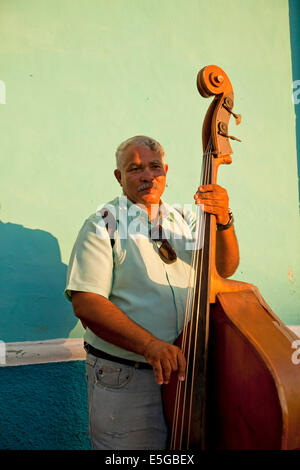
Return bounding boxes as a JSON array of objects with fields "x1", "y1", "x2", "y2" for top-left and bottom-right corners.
[{"x1": 138, "y1": 182, "x2": 158, "y2": 192}]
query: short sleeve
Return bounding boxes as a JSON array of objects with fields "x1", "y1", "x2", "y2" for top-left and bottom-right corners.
[{"x1": 64, "y1": 215, "x2": 113, "y2": 302}]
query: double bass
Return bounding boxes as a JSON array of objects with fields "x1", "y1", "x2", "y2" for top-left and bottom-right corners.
[{"x1": 163, "y1": 65, "x2": 300, "y2": 450}]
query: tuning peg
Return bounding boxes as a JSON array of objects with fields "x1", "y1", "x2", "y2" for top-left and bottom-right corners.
[
  {"x1": 230, "y1": 110, "x2": 242, "y2": 126},
  {"x1": 222, "y1": 97, "x2": 242, "y2": 125},
  {"x1": 218, "y1": 122, "x2": 242, "y2": 142},
  {"x1": 227, "y1": 134, "x2": 242, "y2": 142}
]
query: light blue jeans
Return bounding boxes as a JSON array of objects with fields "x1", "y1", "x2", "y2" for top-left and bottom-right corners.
[{"x1": 85, "y1": 352, "x2": 168, "y2": 450}]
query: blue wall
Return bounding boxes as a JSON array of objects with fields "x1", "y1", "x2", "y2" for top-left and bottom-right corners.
[
  {"x1": 0, "y1": 361, "x2": 91, "y2": 450},
  {"x1": 289, "y1": 0, "x2": 300, "y2": 206}
]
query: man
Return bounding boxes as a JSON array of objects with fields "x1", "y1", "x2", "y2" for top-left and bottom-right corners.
[{"x1": 64, "y1": 135, "x2": 239, "y2": 450}]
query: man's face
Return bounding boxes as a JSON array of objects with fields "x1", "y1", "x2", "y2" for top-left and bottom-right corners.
[{"x1": 114, "y1": 144, "x2": 168, "y2": 208}]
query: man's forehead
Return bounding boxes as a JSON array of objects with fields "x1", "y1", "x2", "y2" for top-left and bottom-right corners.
[{"x1": 124, "y1": 145, "x2": 164, "y2": 165}]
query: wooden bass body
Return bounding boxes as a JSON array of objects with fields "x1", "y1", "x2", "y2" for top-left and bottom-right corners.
[
  {"x1": 162, "y1": 65, "x2": 300, "y2": 450},
  {"x1": 163, "y1": 286, "x2": 300, "y2": 449},
  {"x1": 206, "y1": 289, "x2": 300, "y2": 450}
]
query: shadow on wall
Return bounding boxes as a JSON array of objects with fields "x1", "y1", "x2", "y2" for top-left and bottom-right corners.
[
  {"x1": 0, "y1": 221, "x2": 77, "y2": 342},
  {"x1": 289, "y1": 0, "x2": 300, "y2": 206}
]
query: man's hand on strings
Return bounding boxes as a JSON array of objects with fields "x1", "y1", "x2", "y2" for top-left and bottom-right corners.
[
  {"x1": 143, "y1": 339, "x2": 186, "y2": 386},
  {"x1": 194, "y1": 184, "x2": 230, "y2": 225}
]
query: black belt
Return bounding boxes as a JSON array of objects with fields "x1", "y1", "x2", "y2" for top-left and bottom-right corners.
[{"x1": 84, "y1": 342, "x2": 152, "y2": 370}]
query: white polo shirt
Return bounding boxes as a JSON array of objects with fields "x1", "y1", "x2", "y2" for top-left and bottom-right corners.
[{"x1": 65, "y1": 196, "x2": 197, "y2": 362}]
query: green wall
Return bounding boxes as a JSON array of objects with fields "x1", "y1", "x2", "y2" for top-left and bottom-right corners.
[{"x1": 1, "y1": 0, "x2": 299, "y2": 342}]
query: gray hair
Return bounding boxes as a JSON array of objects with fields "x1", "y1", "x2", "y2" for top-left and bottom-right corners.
[{"x1": 115, "y1": 135, "x2": 165, "y2": 170}]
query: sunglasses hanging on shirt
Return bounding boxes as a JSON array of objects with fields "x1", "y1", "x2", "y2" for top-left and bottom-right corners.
[{"x1": 150, "y1": 225, "x2": 177, "y2": 264}]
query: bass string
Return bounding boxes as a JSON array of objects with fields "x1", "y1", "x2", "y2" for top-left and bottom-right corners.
[
  {"x1": 176, "y1": 140, "x2": 212, "y2": 449},
  {"x1": 186, "y1": 139, "x2": 212, "y2": 447},
  {"x1": 170, "y1": 140, "x2": 211, "y2": 448},
  {"x1": 169, "y1": 205, "x2": 205, "y2": 448},
  {"x1": 169, "y1": 155, "x2": 207, "y2": 449},
  {"x1": 170, "y1": 137, "x2": 213, "y2": 449}
]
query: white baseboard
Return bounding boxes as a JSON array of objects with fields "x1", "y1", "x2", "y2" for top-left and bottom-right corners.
[
  {"x1": 0, "y1": 338, "x2": 85, "y2": 367},
  {"x1": 0, "y1": 326, "x2": 299, "y2": 367}
]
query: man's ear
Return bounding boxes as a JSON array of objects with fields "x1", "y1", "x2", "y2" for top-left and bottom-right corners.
[
  {"x1": 114, "y1": 169, "x2": 122, "y2": 186},
  {"x1": 164, "y1": 163, "x2": 168, "y2": 175}
]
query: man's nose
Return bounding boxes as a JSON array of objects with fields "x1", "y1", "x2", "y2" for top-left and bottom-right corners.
[{"x1": 140, "y1": 167, "x2": 154, "y2": 180}]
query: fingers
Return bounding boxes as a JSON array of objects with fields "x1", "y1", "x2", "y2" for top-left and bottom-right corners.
[
  {"x1": 194, "y1": 184, "x2": 229, "y2": 224},
  {"x1": 197, "y1": 184, "x2": 214, "y2": 192},
  {"x1": 151, "y1": 359, "x2": 170, "y2": 386},
  {"x1": 177, "y1": 350, "x2": 186, "y2": 382},
  {"x1": 143, "y1": 340, "x2": 186, "y2": 386},
  {"x1": 194, "y1": 184, "x2": 227, "y2": 199},
  {"x1": 194, "y1": 186, "x2": 228, "y2": 205},
  {"x1": 152, "y1": 361, "x2": 164, "y2": 386},
  {"x1": 197, "y1": 183, "x2": 223, "y2": 192},
  {"x1": 161, "y1": 358, "x2": 172, "y2": 384}
]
